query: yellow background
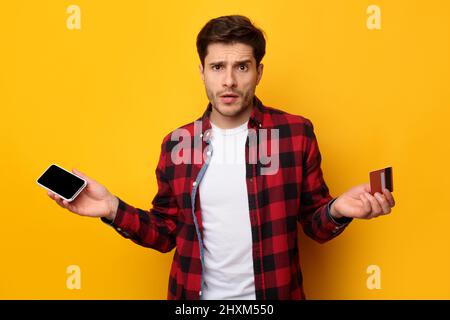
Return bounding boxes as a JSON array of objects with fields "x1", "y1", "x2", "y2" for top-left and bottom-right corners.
[{"x1": 1, "y1": 0, "x2": 449, "y2": 299}]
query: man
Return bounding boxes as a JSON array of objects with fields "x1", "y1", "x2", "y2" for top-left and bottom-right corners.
[{"x1": 47, "y1": 15, "x2": 395, "y2": 300}]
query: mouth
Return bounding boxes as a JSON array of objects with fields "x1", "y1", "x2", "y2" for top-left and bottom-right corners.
[{"x1": 219, "y1": 93, "x2": 240, "y2": 104}]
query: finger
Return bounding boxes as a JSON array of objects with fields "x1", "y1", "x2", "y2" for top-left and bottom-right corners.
[
  {"x1": 360, "y1": 193, "x2": 372, "y2": 216},
  {"x1": 61, "y1": 199, "x2": 73, "y2": 210},
  {"x1": 374, "y1": 192, "x2": 391, "y2": 215},
  {"x1": 54, "y1": 196, "x2": 64, "y2": 206},
  {"x1": 72, "y1": 168, "x2": 92, "y2": 183},
  {"x1": 365, "y1": 192, "x2": 382, "y2": 218},
  {"x1": 54, "y1": 196, "x2": 68, "y2": 209},
  {"x1": 363, "y1": 183, "x2": 371, "y2": 194},
  {"x1": 383, "y1": 188, "x2": 395, "y2": 207},
  {"x1": 54, "y1": 199, "x2": 65, "y2": 209}
]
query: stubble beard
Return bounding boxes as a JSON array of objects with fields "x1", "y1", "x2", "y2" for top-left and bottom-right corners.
[{"x1": 206, "y1": 88, "x2": 255, "y2": 118}]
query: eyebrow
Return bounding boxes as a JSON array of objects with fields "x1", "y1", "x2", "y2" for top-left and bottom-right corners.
[{"x1": 208, "y1": 59, "x2": 253, "y2": 66}]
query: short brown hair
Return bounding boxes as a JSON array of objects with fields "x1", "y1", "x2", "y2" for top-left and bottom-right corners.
[{"x1": 196, "y1": 15, "x2": 266, "y2": 67}]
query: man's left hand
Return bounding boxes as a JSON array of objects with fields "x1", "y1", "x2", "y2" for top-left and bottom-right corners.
[{"x1": 330, "y1": 183, "x2": 395, "y2": 220}]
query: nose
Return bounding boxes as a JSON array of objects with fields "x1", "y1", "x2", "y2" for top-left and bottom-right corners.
[{"x1": 222, "y1": 67, "x2": 237, "y2": 88}]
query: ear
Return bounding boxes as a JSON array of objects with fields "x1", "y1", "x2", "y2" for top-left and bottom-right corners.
[
  {"x1": 256, "y1": 63, "x2": 264, "y2": 85},
  {"x1": 199, "y1": 63, "x2": 205, "y2": 82}
]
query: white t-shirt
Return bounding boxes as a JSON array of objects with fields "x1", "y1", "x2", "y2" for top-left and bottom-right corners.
[{"x1": 199, "y1": 120, "x2": 256, "y2": 300}]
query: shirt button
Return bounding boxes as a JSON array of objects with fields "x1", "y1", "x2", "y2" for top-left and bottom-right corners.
[
  {"x1": 117, "y1": 228, "x2": 122, "y2": 232},
  {"x1": 206, "y1": 151, "x2": 211, "y2": 156},
  {"x1": 192, "y1": 181, "x2": 197, "y2": 187},
  {"x1": 199, "y1": 290, "x2": 202, "y2": 296},
  {"x1": 200, "y1": 133, "x2": 203, "y2": 138}
]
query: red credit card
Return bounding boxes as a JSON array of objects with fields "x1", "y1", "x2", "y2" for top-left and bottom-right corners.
[{"x1": 369, "y1": 167, "x2": 393, "y2": 195}]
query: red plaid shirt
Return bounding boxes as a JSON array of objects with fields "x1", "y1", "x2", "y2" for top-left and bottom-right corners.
[{"x1": 102, "y1": 96, "x2": 353, "y2": 300}]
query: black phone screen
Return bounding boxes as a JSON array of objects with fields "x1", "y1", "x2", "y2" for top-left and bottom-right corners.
[{"x1": 37, "y1": 165, "x2": 85, "y2": 200}]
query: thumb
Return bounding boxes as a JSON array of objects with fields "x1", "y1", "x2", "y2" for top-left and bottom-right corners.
[{"x1": 72, "y1": 168, "x2": 92, "y2": 182}]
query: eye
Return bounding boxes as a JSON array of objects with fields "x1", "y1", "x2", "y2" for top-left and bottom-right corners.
[
  {"x1": 238, "y1": 64, "x2": 248, "y2": 71},
  {"x1": 211, "y1": 64, "x2": 223, "y2": 71}
]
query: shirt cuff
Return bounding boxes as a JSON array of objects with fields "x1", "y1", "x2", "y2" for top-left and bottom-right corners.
[
  {"x1": 326, "y1": 197, "x2": 353, "y2": 225},
  {"x1": 100, "y1": 196, "x2": 131, "y2": 237}
]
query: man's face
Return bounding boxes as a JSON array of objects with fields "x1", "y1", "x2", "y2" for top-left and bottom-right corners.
[{"x1": 199, "y1": 42, "x2": 264, "y2": 118}]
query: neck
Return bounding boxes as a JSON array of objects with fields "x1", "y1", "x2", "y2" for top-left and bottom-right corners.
[{"x1": 210, "y1": 102, "x2": 253, "y2": 129}]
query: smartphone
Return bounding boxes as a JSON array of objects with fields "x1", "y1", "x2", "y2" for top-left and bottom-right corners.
[{"x1": 36, "y1": 164, "x2": 87, "y2": 202}]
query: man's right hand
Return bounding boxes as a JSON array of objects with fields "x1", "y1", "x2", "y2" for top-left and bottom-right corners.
[{"x1": 47, "y1": 168, "x2": 119, "y2": 222}]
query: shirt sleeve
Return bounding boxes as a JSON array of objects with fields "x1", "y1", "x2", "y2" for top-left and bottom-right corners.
[
  {"x1": 298, "y1": 119, "x2": 353, "y2": 244},
  {"x1": 100, "y1": 136, "x2": 178, "y2": 253}
]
